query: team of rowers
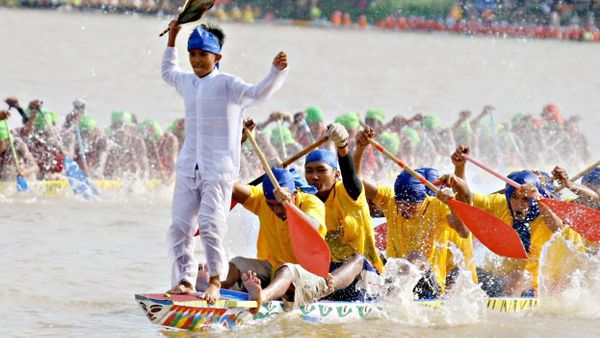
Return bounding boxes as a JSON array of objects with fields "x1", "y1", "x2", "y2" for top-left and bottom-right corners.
[
  {"x1": 195, "y1": 119, "x2": 598, "y2": 310},
  {"x1": 1, "y1": 96, "x2": 598, "y2": 307},
  {"x1": 0, "y1": 96, "x2": 590, "y2": 187}
]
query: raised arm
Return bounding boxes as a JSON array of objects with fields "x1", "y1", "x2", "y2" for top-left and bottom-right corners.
[
  {"x1": 230, "y1": 52, "x2": 288, "y2": 109},
  {"x1": 552, "y1": 166, "x2": 599, "y2": 204},
  {"x1": 161, "y1": 20, "x2": 185, "y2": 88},
  {"x1": 326, "y1": 123, "x2": 362, "y2": 200}
]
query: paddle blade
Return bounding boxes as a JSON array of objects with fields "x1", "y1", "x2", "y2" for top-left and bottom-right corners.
[
  {"x1": 64, "y1": 157, "x2": 99, "y2": 199},
  {"x1": 178, "y1": 0, "x2": 215, "y2": 24},
  {"x1": 540, "y1": 198, "x2": 600, "y2": 242},
  {"x1": 285, "y1": 203, "x2": 331, "y2": 278},
  {"x1": 448, "y1": 199, "x2": 528, "y2": 259},
  {"x1": 16, "y1": 175, "x2": 29, "y2": 192},
  {"x1": 374, "y1": 223, "x2": 387, "y2": 251}
]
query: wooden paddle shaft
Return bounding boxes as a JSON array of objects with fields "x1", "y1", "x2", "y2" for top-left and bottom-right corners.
[
  {"x1": 247, "y1": 136, "x2": 328, "y2": 186},
  {"x1": 368, "y1": 138, "x2": 440, "y2": 194},
  {"x1": 282, "y1": 136, "x2": 328, "y2": 167},
  {"x1": 244, "y1": 127, "x2": 282, "y2": 191},
  {"x1": 159, "y1": 27, "x2": 170, "y2": 37},
  {"x1": 463, "y1": 154, "x2": 522, "y2": 189},
  {"x1": 3, "y1": 120, "x2": 22, "y2": 173},
  {"x1": 555, "y1": 159, "x2": 600, "y2": 192}
]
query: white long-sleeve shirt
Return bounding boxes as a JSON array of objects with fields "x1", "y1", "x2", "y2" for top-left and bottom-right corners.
[{"x1": 161, "y1": 46, "x2": 288, "y2": 180}]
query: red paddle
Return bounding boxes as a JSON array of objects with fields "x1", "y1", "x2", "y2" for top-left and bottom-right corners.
[
  {"x1": 463, "y1": 154, "x2": 600, "y2": 242},
  {"x1": 245, "y1": 127, "x2": 331, "y2": 277},
  {"x1": 369, "y1": 139, "x2": 528, "y2": 259}
]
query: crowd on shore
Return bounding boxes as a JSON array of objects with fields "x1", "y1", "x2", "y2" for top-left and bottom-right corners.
[
  {"x1": 3, "y1": 0, "x2": 600, "y2": 42},
  {"x1": 0, "y1": 95, "x2": 590, "y2": 186}
]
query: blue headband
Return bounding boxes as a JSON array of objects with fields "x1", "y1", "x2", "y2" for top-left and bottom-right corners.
[
  {"x1": 263, "y1": 168, "x2": 297, "y2": 201},
  {"x1": 505, "y1": 170, "x2": 549, "y2": 252},
  {"x1": 305, "y1": 149, "x2": 338, "y2": 170},
  {"x1": 289, "y1": 168, "x2": 318, "y2": 195},
  {"x1": 188, "y1": 26, "x2": 222, "y2": 54},
  {"x1": 416, "y1": 167, "x2": 439, "y2": 197},
  {"x1": 394, "y1": 171, "x2": 427, "y2": 203},
  {"x1": 582, "y1": 168, "x2": 600, "y2": 185}
]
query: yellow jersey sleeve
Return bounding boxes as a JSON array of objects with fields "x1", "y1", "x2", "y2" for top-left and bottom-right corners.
[
  {"x1": 242, "y1": 185, "x2": 265, "y2": 216},
  {"x1": 372, "y1": 185, "x2": 395, "y2": 211}
]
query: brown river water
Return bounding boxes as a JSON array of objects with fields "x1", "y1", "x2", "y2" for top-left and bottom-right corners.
[{"x1": 1, "y1": 7, "x2": 599, "y2": 337}]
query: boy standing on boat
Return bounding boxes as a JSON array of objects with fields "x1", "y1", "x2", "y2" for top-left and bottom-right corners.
[{"x1": 162, "y1": 20, "x2": 288, "y2": 303}]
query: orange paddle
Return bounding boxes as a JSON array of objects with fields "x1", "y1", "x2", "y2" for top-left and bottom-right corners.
[
  {"x1": 370, "y1": 139, "x2": 528, "y2": 259},
  {"x1": 245, "y1": 127, "x2": 331, "y2": 277},
  {"x1": 463, "y1": 154, "x2": 600, "y2": 242}
]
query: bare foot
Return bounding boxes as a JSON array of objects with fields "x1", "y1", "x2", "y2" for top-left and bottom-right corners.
[
  {"x1": 198, "y1": 276, "x2": 220, "y2": 305},
  {"x1": 196, "y1": 264, "x2": 209, "y2": 291},
  {"x1": 325, "y1": 273, "x2": 335, "y2": 294},
  {"x1": 242, "y1": 271, "x2": 263, "y2": 315},
  {"x1": 167, "y1": 280, "x2": 194, "y2": 295}
]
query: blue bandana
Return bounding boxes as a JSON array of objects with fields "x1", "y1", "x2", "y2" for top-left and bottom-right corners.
[
  {"x1": 416, "y1": 167, "x2": 439, "y2": 197},
  {"x1": 394, "y1": 171, "x2": 427, "y2": 203},
  {"x1": 305, "y1": 149, "x2": 338, "y2": 170},
  {"x1": 188, "y1": 26, "x2": 222, "y2": 69},
  {"x1": 505, "y1": 171, "x2": 549, "y2": 252},
  {"x1": 188, "y1": 26, "x2": 222, "y2": 54},
  {"x1": 582, "y1": 168, "x2": 600, "y2": 185},
  {"x1": 263, "y1": 168, "x2": 296, "y2": 201},
  {"x1": 289, "y1": 168, "x2": 318, "y2": 195}
]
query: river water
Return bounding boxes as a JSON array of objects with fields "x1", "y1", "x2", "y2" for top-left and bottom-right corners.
[{"x1": 1, "y1": 7, "x2": 599, "y2": 337}]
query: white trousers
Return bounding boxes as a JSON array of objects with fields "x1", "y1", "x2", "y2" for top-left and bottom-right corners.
[{"x1": 167, "y1": 169, "x2": 232, "y2": 288}]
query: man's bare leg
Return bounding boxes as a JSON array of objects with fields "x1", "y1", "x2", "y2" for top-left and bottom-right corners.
[
  {"x1": 221, "y1": 262, "x2": 241, "y2": 289},
  {"x1": 167, "y1": 280, "x2": 194, "y2": 295},
  {"x1": 242, "y1": 266, "x2": 294, "y2": 314},
  {"x1": 329, "y1": 254, "x2": 365, "y2": 290}
]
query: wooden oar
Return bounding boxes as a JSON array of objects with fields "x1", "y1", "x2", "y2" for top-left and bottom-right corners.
[
  {"x1": 245, "y1": 127, "x2": 331, "y2": 277},
  {"x1": 247, "y1": 135, "x2": 329, "y2": 186},
  {"x1": 463, "y1": 154, "x2": 600, "y2": 242},
  {"x1": 555, "y1": 159, "x2": 600, "y2": 193},
  {"x1": 159, "y1": 0, "x2": 215, "y2": 37},
  {"x1": 369, "y1": 139, "x2": 528, "y2": 259},
  {"x1": 2, "y1": 120, "x2": 28, "y2": 192}
]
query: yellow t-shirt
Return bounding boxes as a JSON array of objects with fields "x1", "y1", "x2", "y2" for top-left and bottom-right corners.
[
  {"x1": 446, "y1": 228, "x2": 478, "y2": 284},
  {"x1": 324, "y1": 181, "x2": 385, "y2": 273},
  {"x1": 372, "y1": 185, "x2": 450, "y2": 290},
  {"x1": 242, "y1": 186, "x2": 326, "y2": 271},
  {"x1": 473, "y1": 193, "x2": 584, "y2": 290}
]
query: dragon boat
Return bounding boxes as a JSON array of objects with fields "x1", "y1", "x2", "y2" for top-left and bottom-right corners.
[
  {"x1": 0, "y1": 179, "x2": 163, "y2": 196},
  {"x1": 135, "y1": 289, "x2": 539, "y2": 330}
]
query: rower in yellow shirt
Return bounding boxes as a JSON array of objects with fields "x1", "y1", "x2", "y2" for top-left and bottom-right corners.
[
  {"x1": 302, "y1": 123, "x2": 385, "y2": 302},
  {"x1": 220, "y1": 167, "x2": 326, "y2": 290},
  {"x1": 229, "y1": 167, "x2": 338, "y2": 311},
  {"x1": 354, "y1": 128, "x2": 471, "y2": 299},
  {"x1": 451, "y1": 146, "x2": 581, "y2": 296}
]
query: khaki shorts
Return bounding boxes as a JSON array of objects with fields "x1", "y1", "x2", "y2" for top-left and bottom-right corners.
[{"x1": 230, "y1": 256, "x2": 272, "y2": 290}]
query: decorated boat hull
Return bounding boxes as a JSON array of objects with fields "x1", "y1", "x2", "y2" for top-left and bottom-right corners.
[{"x1": 135, "y1": 290, "x2": 538, "y2": 330}]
